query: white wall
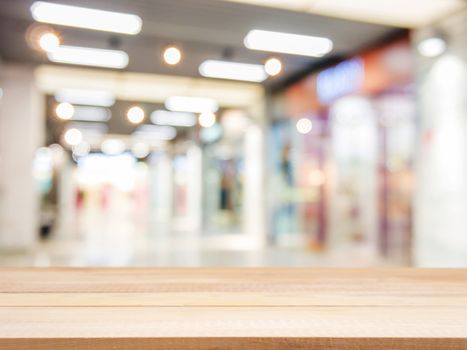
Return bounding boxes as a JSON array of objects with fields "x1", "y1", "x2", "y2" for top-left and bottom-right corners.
[
  {"x1": 0, "y1": 64, "x2": 44, "y2": 250},
  {"x1": 414, "y1": 8, "x2": 467, "y2": 266}
]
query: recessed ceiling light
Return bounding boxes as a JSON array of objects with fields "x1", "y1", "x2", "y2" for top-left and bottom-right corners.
[
  {"x1": 30, "y1": 1, "x2": 142, "y2": 35},
  {"x1": 244, "y1": 29, "x2": 333, "y2": 57},
  {"x1": 165, "y1": 96, "x2": 218, "y2": 113},
  {"x1": 150, "y1": 110, "x2": 196, "y2": 127},
  {"x1": 264, "y1": 57, "x2": 282, "y2": 76},
  {"x1": 199, "y1": 60, "x2": 268, "y2": 82},
  {"x1": 55, "y1": 89, "x2": 116, "y2": 107},
  {"x1": 38, "y1": 32, "x2": 60, "y2": 52},
  {"x1": 47, "y1": 45, "x2": 129, "y2": 69},
  {"x1": 63, "y1": 128, "x2": 82, "y2": 146},
  {"x1": 163, "y1": 46, "x2": 182, "y2": 65},
  {"x1": 198, "y1": 112, "x2": 216, "y2": 128},
  {"x1": 55, "y1": 102, "x2": 74, "y2": 120},
  {"x1": 127, "y1": 106, "x2": 145, "y2": 124}
]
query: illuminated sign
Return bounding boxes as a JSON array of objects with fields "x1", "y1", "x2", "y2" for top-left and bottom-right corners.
[{"x1": 316, "y1": 58, "x2": 364, "y2": 104}]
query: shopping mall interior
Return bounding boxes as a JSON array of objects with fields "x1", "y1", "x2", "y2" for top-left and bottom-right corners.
[{"x1": 0, "y1": 0, "x2": 466, "y2": 267}]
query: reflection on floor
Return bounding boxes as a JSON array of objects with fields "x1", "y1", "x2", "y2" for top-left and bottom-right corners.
[
  {"x1": 0, "y1": 190, "x2": 401, "y2": 267},
  {"x1": 0, "y1": 228, "x2": 400, "y2": 267}
]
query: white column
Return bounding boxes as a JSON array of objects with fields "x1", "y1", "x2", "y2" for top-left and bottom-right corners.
[
  {"x1": 0, "y1": 64, "x2": 44, "y2": 250},
  {"x1": 243, "y1": 99, "x2": 267, "y2": 247},
  {"x1": 186, "y1": 144, "x2": 202, "y2": 232},
  {"x1": 413, "y1": 9, "x2": 467, "y2": 266},
  {"x1": 149, "y1": 152, "x2": 173, "y2": 231}
]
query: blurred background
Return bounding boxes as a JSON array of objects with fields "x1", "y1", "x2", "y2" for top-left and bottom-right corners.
[{"x1": 0, "y1": 0, "x2": 466, "y2": 267}]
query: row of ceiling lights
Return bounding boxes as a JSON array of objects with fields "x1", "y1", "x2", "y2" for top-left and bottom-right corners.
[
  {"x1": 31, "y1": 1, "x2": 448, "y2": 80},
  {"x1": 54, "y1": 90, "x2": 221, "y2": 151},
  {"x1": 29, "y1": 1, "x2": 334, "y2": 82},
  {"x1": 56, "y1": 101, "x2": 217, "y2": 131},
  {"x1": 62, "y1": 129, "x2": 154, "y2": 159}
]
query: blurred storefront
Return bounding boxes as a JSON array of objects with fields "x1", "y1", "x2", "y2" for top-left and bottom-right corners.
[{"x1": 268, "y1": 37, "x2": 415, "y2": 264}]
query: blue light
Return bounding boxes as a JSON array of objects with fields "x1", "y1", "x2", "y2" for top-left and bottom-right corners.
[{"x1": 316, "y1": 58, "x2": 364, "y2": 104}]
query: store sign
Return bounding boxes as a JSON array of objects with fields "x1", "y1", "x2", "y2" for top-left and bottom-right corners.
[{"x1": 316, "y1": 58, "x2": 364, "y2": 104}]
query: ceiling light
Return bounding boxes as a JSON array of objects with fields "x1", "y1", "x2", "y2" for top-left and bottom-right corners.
[
  {"x1": 133, "y1": 125, "x2": 177, "y2": 141},
  {"x1": 55, "y1": 89, "x2": 115, "y2": 107},
  {"x1": 198, "y1": 112, "x2": 216, "y2": 128},
  {"x1": 296, "y1": 118, "x2": 313, "y2": 134},
  {"x1": 165, "y1": 96, "x2": 218, "y2": 113},
  {"x1": 63, "y1": 128, "x2": 82, "y2": 146},
  {"x1": 30, "y1": 1, "x2": 142, "y2": 35},
  {"x1": 127, "y1": 106, "x2": 145, "y2": 124},
  {"x1": 101, "y1": 139, "x2": 126, "y2": 155},
  {"x1": 244, "y1": 29, "x2": 333, "y2": 57},
  {"x1": 264, "y1": 57, "x2": 282, "y2": 76},
  {"x1": 163, "y1": 46, "x2": 182, "y2": 65},
  {"x1": 71, "y1": 106, "x2": 111, "y2": 122},
  {"x1": 55, "y1": 102, "x2": 74, "y2": 120},
  {"x1": 150, "y1": 110, "x2": 196, "y2": 127},
  {"x1": 417, "y1": 37, "x2": 446, "y2": 57},
  {"x1": 68, "y1": 122, "x2": 108, "y2": 134},
  {"x1": 131, "y1": 142, "x2": 150, "y2": 158},
  {"x1": 199, "y1": 60, "x2": 267, "y2": 82},
  {"x1": 47, "y1": 45, "x2": 129, "y2": 69},
  {"x1": 38, "y1": 32, "x2": 60, "y2": 52}
]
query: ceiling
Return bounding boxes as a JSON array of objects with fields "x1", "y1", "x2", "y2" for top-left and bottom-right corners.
[
  {"x1": 0, "y1": 0, "x2": 399, "y2": 87},
  {"x1": 223, "y1": 0, "x2": 467, "y2": 28},
  {"x1": 35, "y1": 65, "x2": 264, "y2": 108}
]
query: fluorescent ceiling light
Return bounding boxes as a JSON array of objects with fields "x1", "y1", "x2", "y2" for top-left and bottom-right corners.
[
  {"x1": 165, "y1": 96, "x2": 218, "y2": 113},
  {"x1": 55, "y1": 89, "x2": 115, "y2": 107},
  {"x1": 199, "y1": 60, "x2": 268, "y2": 82},
  {"x1": 133, "y1": 125, "x2": 177, "y2": 141},
  {"x1": 47, "y1": 45, "x2": 129, "y2": 69},
  {"x1": 71, "y1": 106, "x2": 111, "y2": 122},
  {"x1": 30, "y1": 1, "x2": 142, "y2": 35},
  {"x1": 150, "y1": 110, "x2": 196, "y2": 127},
  {"x1": 68, "y1": 122, "x2": 108, "y2": 134},
  {"x1": 244, "y1": 29, "x2": 333, "y2": 57}
]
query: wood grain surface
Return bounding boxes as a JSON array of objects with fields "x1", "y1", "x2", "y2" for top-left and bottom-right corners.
[{"x1": 1, "y1": 268, "x2": 466, "y2": 349}]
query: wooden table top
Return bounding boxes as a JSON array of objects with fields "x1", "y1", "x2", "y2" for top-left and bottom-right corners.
[{"x1": 1, "y1": 268, "x2": 466, "y2": 350}]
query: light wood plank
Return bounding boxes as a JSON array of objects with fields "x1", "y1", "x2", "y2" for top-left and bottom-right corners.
[
  {"x1": 2, "y1": 291, "x2": 467, "y2": 306},
  {"x1": 1, "y1": 268, "x2": 466, "y2": 349},
  {"x1": 1, "y1": 306, "x2": 467, "y2": 338},
  {"x1": 2, "y1": 337, "x2": 466, "y2": 350}
]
